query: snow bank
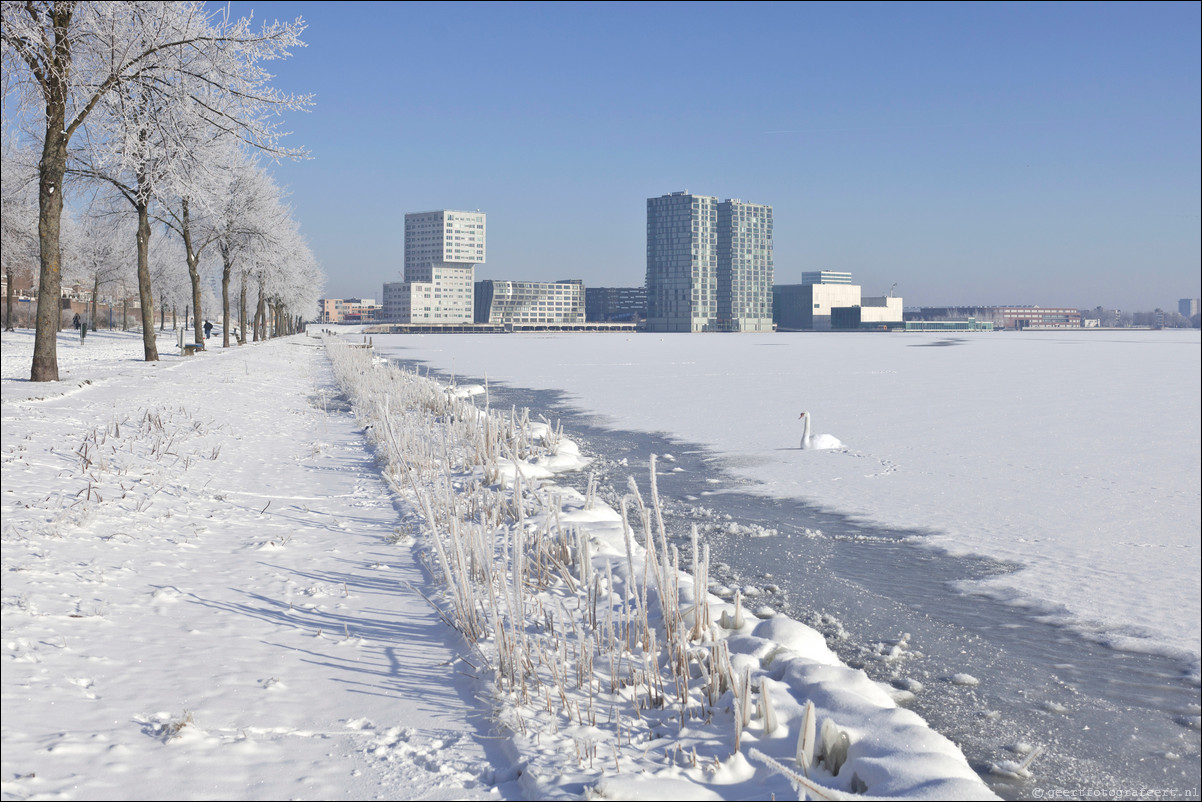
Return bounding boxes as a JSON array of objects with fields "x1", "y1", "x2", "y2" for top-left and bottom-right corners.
[{"x1": 325, "y1": 338, "x2": 997, "y2": 800}]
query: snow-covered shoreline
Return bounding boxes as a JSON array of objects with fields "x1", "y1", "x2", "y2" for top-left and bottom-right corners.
[
  {"x1": 2, "y1": 329, "x2": 999, "y2": 799},
  {"x1": 370, "y1": 330, "x2": 1202, "y2": 679},
  {"x1": 324, "y1": 337, "x2": 996, "y2": 800}
]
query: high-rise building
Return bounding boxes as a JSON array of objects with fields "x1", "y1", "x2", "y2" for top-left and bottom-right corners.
[
  {"x1": 645, "y1": 192, "x2": 773, "y2": 332},
  {"x1": 718, "y1": 200, "x2": 774, "y2": 332},
  {"x1": 1180, "y1": 298, "x2": 1200, "y2": 319},
  {"x1": 382, "y1": 210, "x2": 486, "y2": 324}
]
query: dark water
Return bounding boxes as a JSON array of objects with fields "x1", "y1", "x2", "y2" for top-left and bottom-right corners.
[{"x1": 395, "y1": 358, "x2": 1201, "y2": 800}]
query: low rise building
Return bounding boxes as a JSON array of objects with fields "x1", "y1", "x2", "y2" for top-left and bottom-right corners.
[
  {"x1": 908, "y1": 306, "x2": 1081, "y2": 329},
  {"x1": 318, "y1": 297, "x2": 380, "y2": 324},
  {"x1": 475, "y1": 280, "x2": 585, "y2": 326},
  {"x1": 830, "y1": 295, "x2": 905, "y2": 330}
]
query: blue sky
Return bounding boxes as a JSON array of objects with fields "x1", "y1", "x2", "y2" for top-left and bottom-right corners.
[{"x1": 228, "y1": 1, "x2": 1200, "y2": 310}]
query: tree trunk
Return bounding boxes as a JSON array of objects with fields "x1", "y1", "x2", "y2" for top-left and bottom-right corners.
[
  {"x1": 135, "y1": 201, "x2": 158, "y2": 359},
  {"x1": 4, "y1": 269, "x2": 14, "y2": 331},
  {"x1": 239, "y1": 271, "x2": 247, "y2": 343},
  {"x1": 181, "y1": 199, "x2": 204, "y2": 345},
  {"x1": 91, "y1": 273, "x2": 99, "y2": 330},
  {"x1": 220, "y1": 242, "x2": 232, "y2": 348},
  {"x1": 254, "y1": 282, "x2": 266, "y2": 342},
  {"x1": 30, "y1": 6, "x2": 73, "y2": 381}
]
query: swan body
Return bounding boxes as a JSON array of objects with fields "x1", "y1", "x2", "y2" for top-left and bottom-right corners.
[{"x1": 799, "y1": 411, "x2": 844, "y2": 450}]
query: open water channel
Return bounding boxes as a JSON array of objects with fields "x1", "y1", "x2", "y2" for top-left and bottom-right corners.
[{"x1": 395, "y1": 358, "x2": 1200, "y2": 801}]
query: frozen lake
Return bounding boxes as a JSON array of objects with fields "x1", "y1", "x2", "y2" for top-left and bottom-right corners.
[{"x1": 375, "y1": 329, "x2": 1201, "y2": 797}]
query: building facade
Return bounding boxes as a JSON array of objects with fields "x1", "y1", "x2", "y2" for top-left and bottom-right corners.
[
  {"x1": 475, "y1": 280, "x2": 585, "y2": 326},
  {"x1": 645, "y1": 192, "x2": 773, "y2": 332},
  {"x1": 318, "y1": 297, "x2": 380, "y2": 324},
  {"x1": 988, "y1": 306, "x2": 1081, "y2": 329},
  {"x1": 585, "y1": 286, "x2": 646, "y2": 323},
  {"x1": 382, "y1": 210, "x2": 486, "y2": 324},
  {"x1": 801, "y1": 271, "x2": 852, "y2": 286},
  {"x1": 908, "y1": 306, "x2": 1081, "y2": 329},
  {"x1": 717, "y1": 200, "x2": 774, "y2": 331},
  {"x1": 773, "y1": 284, "x2": 860, "y2": 330},
  {"x1": 772, "y1": 272, "x2": 902, "y2": 331}
]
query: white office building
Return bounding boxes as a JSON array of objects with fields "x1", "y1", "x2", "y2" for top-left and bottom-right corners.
[
  {"x1": 646, "y1": 192, "x2": 773, "y2": 332},
  {"x1": 475, "y1": 280, "x2": 585, "y2": 326},
  {"x1": 382, "y1": 210, "x2": 486, "y2": 324}
]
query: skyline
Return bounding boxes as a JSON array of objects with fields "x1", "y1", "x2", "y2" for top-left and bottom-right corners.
[{"x1": 227, "y1": 1, "x2": 1200, "y2": 311}]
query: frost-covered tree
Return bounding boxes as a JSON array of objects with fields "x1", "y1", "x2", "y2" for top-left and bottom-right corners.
[
  {"x1": 147, "y1": 234, "x2": 188, "y2": 330},
  {"x1": 244, "y1": 208, "x2": 319, "y2": 341},
  {"x1": 0, "y1": 137, "x2": 38, "y2": 330},
  {"x1": 2, "y1": 1, "x2": 309, "y2": 379},
  {"x1": 65, "y1": 202, "x2": 136, "y2": 329}
]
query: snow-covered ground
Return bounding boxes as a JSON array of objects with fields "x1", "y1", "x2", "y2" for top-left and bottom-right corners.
[
  {"x1": 375, "y1": 330, "x2": 1201, "y2": 677},
  {"x1": 2, "y1": 330, "x2": 502, "y2": 800},
  {"x1": 2, "y1": 328, "x2": 999, "y2": 800}
]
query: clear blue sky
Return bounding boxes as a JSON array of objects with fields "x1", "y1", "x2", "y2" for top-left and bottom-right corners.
[{"x1": 228, "y1": 1, "x2": 1200, "y2": 311}]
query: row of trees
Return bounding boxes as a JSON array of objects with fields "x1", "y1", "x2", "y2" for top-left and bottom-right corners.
[{"x1": 2, "y1": 1, "x2": 321, "y2": 380}]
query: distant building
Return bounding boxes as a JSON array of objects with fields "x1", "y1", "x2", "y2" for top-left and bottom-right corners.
[
  {"x1": 989, "y1": 306, "x2": 1081, "y2": 330},
  {"x1": 645, "y1": 191, "x2": 773, "y2": 332},
  {"x1": 904, "y1": 318, "x2": 994, "y2": 331},
  {"x1": 801, "y1": 271, "x2": 852, "y2": 285},
  {"x1": 1180, "y1": 298, "x2": 1200, "y2": 319},
  {"x1": 908, "y1": 306, "x2": 1081, "y2": 330},
  {"x1": 586, "y1": 286, "x2": 646, "y2": 323},
  {"x1": 774, "y1": 272, "x2": 902, "y2": 330},
  {"x1": 382, "y1": 210, "x2": 486, "y2": 324},
  {"x1": 831, "y1": 296, "x2": 905, "y2": 330},
  {"x1": 318, "y1": 297, "x2": 380, "y2": 324},
  {"x1": 716, "y1": 200, "x2": 774, "y2": 332},
  {"x1": 475, "y1": 280, "x2": 585, "y2": 326},
  {"x1": 774, "y1": 283, "x2": 858, "y2": 330}
]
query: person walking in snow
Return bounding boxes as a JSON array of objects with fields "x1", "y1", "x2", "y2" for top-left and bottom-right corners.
[{"x1": 203, "y1": 320, "x2": 213, "y2": 339}]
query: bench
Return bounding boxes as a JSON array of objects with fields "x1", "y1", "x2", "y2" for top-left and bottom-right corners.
[{"x1": 182, "y1": 342, "x2": 205, "y2": 356}]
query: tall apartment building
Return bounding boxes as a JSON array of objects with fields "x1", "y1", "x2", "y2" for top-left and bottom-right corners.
[
  {"x1": 646, "y1": 192, "x2": 773, "y2": 332},
  {"x1": 382, "y1": 210, "x2": 486, "y2": 324}
]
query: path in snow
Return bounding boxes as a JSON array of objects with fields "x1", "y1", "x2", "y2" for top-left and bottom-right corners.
[{"x1": 2, "y1": 331, "x2": 506, "y2": 800}]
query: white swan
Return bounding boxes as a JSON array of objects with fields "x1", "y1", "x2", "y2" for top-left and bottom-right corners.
[{"x1": 799, "y1": 411, "x2": 844, "y2": 450}]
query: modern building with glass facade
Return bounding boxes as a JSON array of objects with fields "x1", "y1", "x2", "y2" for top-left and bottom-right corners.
[
  {"x1": 474, "y1": 280, "x2": 585, "y2": 326},
  {"x1": 645, "y1": 192, "x2": 773, "y2": 333},
  {"x1": 801, "y1": 271, "x2": 852, "y2": 286},
  {"x1": 717, "y1": 200, "x2": 774, "y2": 331},
  {"x1": 585, "y1": 286, "x2": 646, "y2": 323},
  {"x1": 382, "y1": 210, "x2": 486, "y2": 324}
]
